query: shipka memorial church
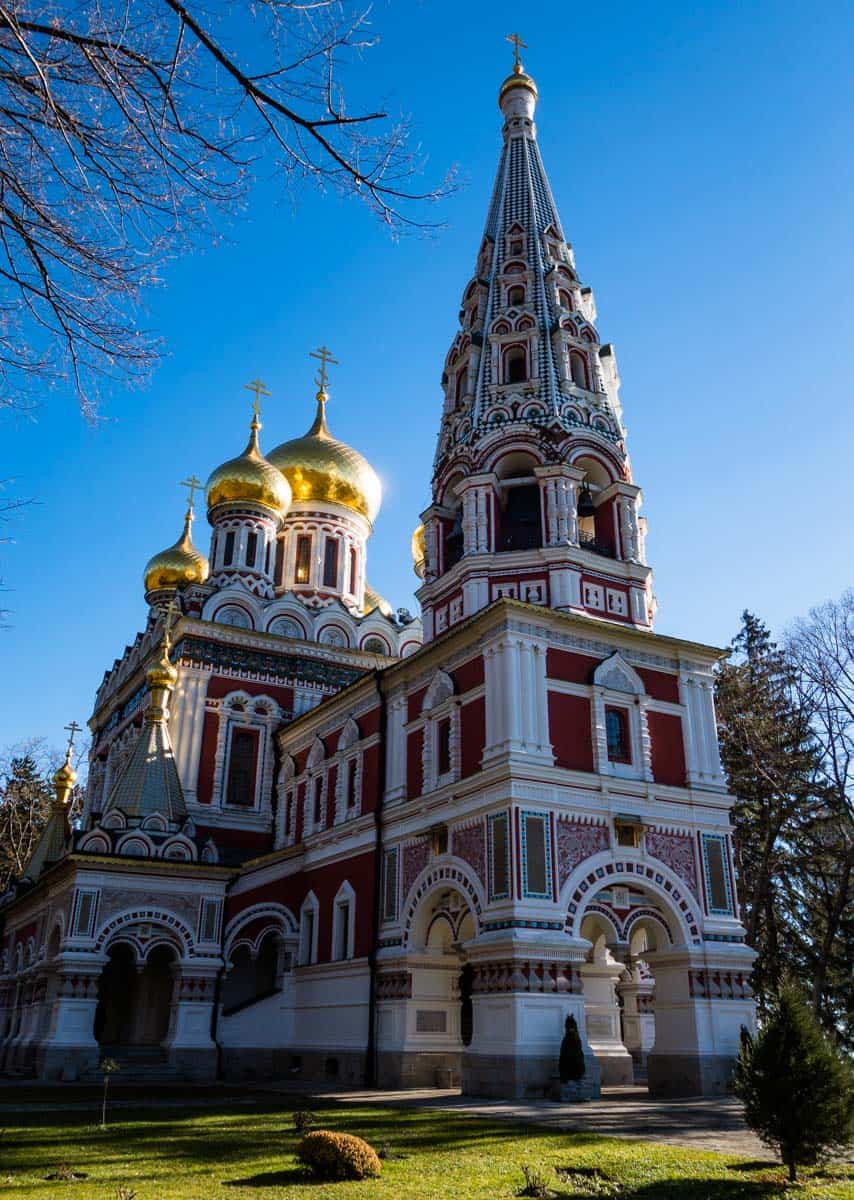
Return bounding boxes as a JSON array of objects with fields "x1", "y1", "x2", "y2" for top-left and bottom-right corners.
[{"x1": 0, "y1": 47, "x2": 756, "y2": 1099}]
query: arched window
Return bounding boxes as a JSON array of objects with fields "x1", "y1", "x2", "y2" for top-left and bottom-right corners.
[
  {"x1": 223, "y1": 530, "x2": 235, "y2": 567},
  {"x1": 505, "y1": 345, "x2": 527, "y2": 384},
  {"x1": 214, "y1": 605, "x2": 251, "y2": 629},
  {"x1": 569, "y1": 351, "x2": 589, "y2": 389},
  {"x1": 455, "y1": 365, "x2": 467, "y2": 407},
  {"x1": 363, "y1": 636, "x2": 388, "y2": 655},
  {"x1": 268, "y1": 616, "x2": 304, "y2": 640},
  {"x1": 605, "y1": 707, "x2": 630, "y2": 763},
  {"x1": 507, "y1": 284, "x2": 525, "y2": 306},
  {"x1": 557, "y1": 288, "x2": 573, "y2": 310},
  {"x1": 245, "y1": 531, "x2": 257, "y2": 568},
  {"x1": 295, "y1": 534, "x2": 312, "y2": 584},
  {"x1": 319, "y1": 627, "x2": 347, "y2": 647}
]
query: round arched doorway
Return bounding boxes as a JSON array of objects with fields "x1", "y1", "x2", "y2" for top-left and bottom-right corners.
[{"x1": 94, "y1": 941, "x2": 176, "y2": 1051}]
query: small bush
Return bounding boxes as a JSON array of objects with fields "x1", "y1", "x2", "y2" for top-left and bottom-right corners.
[
  {"x1": 291, "y1": 1110, "x2": 317, "y2": 1135},
  {"x1": 297, "y1": 1130, "x2": 382, "y2": 1181},
  {"x1": 519, "y1": 1164, "x2": 554, "y2": 1198}
]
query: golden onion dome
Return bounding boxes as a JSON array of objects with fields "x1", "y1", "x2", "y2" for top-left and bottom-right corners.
[
  {"x1": 144, "y1": 508, "x2": 210, "y2": 594},
  {"x1": 267, "y1": 391, "x2": 382, "y2": 525},
  {"x1": 411, "y1": 523, "x2": 426, "y2": 579},
  {"x1": 498, "y1": 64, "x2": 538, "y2": 108},
  {"x1": 206, "y1": 417, "x2": 291, "y2": 519},
  {"x1": 363, "y1": 583, "x2": 394, "y2": 619}
]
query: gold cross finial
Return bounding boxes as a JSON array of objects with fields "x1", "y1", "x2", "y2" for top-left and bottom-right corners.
[
  {"x1": 163, "y1": 598, "x2": 180, "y2": 647},
  {"x1": 506, "y1": 31, "x2": 527, "y2": 71},
  {"x1": 180, "y1": 474, "x2": 203, "y2": 514},
  {"x1": 244, "y1": 378, "x2": 271, "y2": 424},
  {"x1": 63, "y1": 721, "x2": 82, "y2": 759},
  {"x1": 309, "y1": 345, "x2": 339, "y2": 395}
]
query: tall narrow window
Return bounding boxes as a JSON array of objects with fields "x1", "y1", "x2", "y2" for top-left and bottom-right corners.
[
  {"x1": 300, "y1": 908, "x2": 315, "y2": 965},
  {"x1": 347, "y1": 758, "x2": 358, "y2": 809},
  {"x1": 507, "y1": 284, "x2": 525, "y2": 306},
  {"x1": 313, "y1": 776, "x2": 323, "y2": 825},
  {"x1": 505, "y1": 345, "x2": 527, "y2": 384},
  {"x1": 437, "y1": 717, "x2": 451, "y2": 777},
  {"x1": 223, "y1": 530, "x2": 235, "y2": 566},
  {"x1": 702, "y1": 835, "x2": 733, "y2": 915},
  {"x1": 274, "y1": 538, "x2": 285, "y2": 585},
  {"x1": 295, "y1": 534, "x2": 312, "y2": 584},
  {"x1": 521, "y1": 811, "x2": 552, "y2": 898},
  {"x1": 348, "y1": 547, "x2": 358, "y2": 595},
  {"x1": 558, "y1": 288, "x2": 573, "y2": 309},
  {"x1": 323, "y1": 537, "x2": 339, "y2": 588},
  {"x1": 489, "y1": 813, "x2": 509, "y2": 900},
  {"x1": 246, "y1": 531, "x2": 258, "y2": 568},
  {"x1": 226, "y1": 728, "x2": 258, "y2": 806},
  {"x1": 383, "y1": 848, "x2": 398, "y2": 920},
  {"x1": 605, "y1": 708, "x2": 630, "y2": 763},
  {"x1": 570, "y1": 351, "x2": 588, "y2": 388},
  {"x1": 335, "y1": 901, "x2": 351, "y2": 960}
]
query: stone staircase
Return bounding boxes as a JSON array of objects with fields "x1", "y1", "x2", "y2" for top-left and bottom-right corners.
[{"x1": 85, "y1": 1045, "x2": 181, "y2": 1082}]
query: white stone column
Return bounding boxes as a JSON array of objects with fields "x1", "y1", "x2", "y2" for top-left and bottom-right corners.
[
  {"x1": 385, "y1": 694, "x2": 408, "y2": 803},
  {"x1": 580, "y1": 959, "x2": 634, "y2": 1084}
]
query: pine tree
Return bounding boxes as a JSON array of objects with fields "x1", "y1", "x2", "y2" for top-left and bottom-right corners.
[
  {"x1": 559, "y1": 1014, "x2": 585, "y2": 1083},
  {"x1": 715, "y1": 612, "x2": 821, "y2": 1008},
  {"x1": 734, "y1": 984, "x2": 854, "y2": 1181}
]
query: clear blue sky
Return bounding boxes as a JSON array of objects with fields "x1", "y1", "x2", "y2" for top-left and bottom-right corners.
[{"x1": 2, "y1": 1, "x2": 852, "y2": 757}]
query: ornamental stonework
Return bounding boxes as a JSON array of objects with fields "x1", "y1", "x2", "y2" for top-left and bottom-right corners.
[
  {"x1": 401, "y1": 840, "x2": 431, "y2": 902},
  {"x1": 556, "y1": 817, "x2": 610, "y2": 890},
  {"x1": 645, "y1": 830, "x2": 698, "y2": 900},
  {"x1": 452, "y1": 821, "x2": 485, "y2": 890}
]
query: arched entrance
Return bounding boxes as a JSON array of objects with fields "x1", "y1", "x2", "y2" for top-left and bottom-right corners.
[{"x1": 94, "y1": 941, "x2": 176, "y2": 1050}]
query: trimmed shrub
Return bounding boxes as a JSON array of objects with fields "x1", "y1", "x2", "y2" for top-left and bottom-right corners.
[
  {"x1": 292, "y1": 1110, "x2": 317, "y2": 1135},
  {"x1": 559, "y1": 1014, "x2": 585, "y2": 1083},
  {"x1": 297, "y1": 1130, "x2": 382, "y2": 1181},
  {"x1": 734, "y1": 984, "x2": 854, "y2": 1181}
]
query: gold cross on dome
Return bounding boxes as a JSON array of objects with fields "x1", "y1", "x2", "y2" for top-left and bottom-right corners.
[
  {"x1": 244, "y1": 378, "x2": 271, "y2": 421},
  {"x1": 63, "y1": 721, "x2": 82, "y2": 756},
  {"x1": 506, "y1": 31, "x2": 527, "y2": 70},
  {"x1": 163, "y1": 597, "x2": 180, "y2": 645},
  {"x1": 309, "y1": 345, "x2": 339, "y2": 394},
  {"x1": 180, "y1": 474, "x2": 203, "y2": 512}
]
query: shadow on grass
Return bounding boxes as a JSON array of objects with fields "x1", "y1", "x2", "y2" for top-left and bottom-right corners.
[
  {"x1": 553, "y1": 1183, "x2": 788, "y2": 1199},
  {"x1": 222, "y1": 1167, "x2": 316, "y2": 1188}
]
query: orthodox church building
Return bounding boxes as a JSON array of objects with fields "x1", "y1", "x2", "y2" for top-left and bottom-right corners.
[{"x1": 0, "y1": 50, "x2": 755, "y2": 1099}]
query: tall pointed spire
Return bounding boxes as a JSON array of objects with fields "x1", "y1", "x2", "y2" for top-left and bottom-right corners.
[
  {"x1": 416, "y1": 44, "x2": 653, "y2": 640},
  {"x1": 102, "y1": 607, "x2": 187, "y2": 825}
]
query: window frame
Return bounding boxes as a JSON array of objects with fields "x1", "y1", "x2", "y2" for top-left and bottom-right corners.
[
  {"x1": 295, "y1": 533, "x2": 312, "y2": 584},
  {"x1": 605, "y1": 706, "x2": 631, "y2": 764},
  {"x1": 520, "y1": 809, "x2": 553, "y2": 900},
  {"x1": 224, "y1": 725, "x2": 261, "y2": 808}
]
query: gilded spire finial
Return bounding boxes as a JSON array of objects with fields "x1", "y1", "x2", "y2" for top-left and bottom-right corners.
[
  {"x1": 309, "y1": 345, "x2": 339, "y2": 399},
  {"x1": 506, "y1": 31, "x2": 527, "y2": 74},
  {"x1": 180, "y1": 474, "x2": 203, "y2": 519},
  {"x1": 244, "y1": 378, "x2": 271, "y2": 431},
  {"x1": 162, "y1": 596, "x2": 180, "y2": 650},
  {"x1": 54, "y1": 721, "x2": 81, "y2": 806}
]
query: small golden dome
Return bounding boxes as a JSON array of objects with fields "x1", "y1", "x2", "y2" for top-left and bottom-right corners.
[
  {"x1": 144, "y1": 509, "x2": 210, "y2": 594},
  {"x1": 411, "y1": 523, "x2": 426, "y2": 579},
  {"x1": 207, "y1": 418, "x2": 292, "y2": 518},
  {"x1": 268, "y1": 392, "x2": 382, "y2": 524},
  {"x1": 498, "y1": 66, "x2": 538, "y2": 107},
  {"x1": 53, "y1": 757, "x2": 77, "y2": 794},
  {"x1": 363, "y1": 583, "x2": 394, "y2": 619}
]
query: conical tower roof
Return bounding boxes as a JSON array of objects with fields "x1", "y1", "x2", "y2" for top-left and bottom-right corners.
[{"x1": 102, "y1": 625, "x2": 187, "y2": 826}]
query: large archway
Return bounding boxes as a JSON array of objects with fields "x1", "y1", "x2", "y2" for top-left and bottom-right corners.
[{"x1": 94, "y1": 941, "x2": 176, "y2": 1051}]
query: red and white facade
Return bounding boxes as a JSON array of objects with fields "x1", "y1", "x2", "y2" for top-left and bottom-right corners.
[{"x1": 0, "y1": 57, "x2": 754, "y2": 1098}]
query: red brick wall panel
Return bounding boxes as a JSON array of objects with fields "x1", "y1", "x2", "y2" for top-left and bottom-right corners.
[
  {"x1": 648, "y1": 711, "x2": 687, "y2": 786},
  {"x1": 548, "y1": 692, "x2": 594, "y2": 772}
]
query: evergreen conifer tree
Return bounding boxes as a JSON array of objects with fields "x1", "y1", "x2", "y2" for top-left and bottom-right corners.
[
  {"x1": 734, "y1": 984, "x2": 854, "y2": 1181},
  {"x1": 559, "y1": 1014, "x2": 585, "y2": 1083}
]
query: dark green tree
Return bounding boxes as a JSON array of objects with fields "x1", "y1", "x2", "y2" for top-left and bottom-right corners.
[
  {"x1": 734, "y1": 984, "x2": 854, "y2": 1181},
  {"x1": 0, "y1": 748, "x2": 54, "y2": 891},
  {"x1": 559, "y1": 1014, "x2": 585, "y2": 1083},
  {"x1": 715, "y1": 612, "x2": 821, "y2": 1008}
]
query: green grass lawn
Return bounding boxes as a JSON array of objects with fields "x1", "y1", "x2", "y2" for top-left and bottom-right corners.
[{"x1": 1, "y1": 1097, "x2": 851, "y2": 1200}]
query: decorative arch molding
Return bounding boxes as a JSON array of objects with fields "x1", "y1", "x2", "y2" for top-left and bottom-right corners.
[
  {"x1": 223, "y1": 902, "x2": 298, "y2": 957},
  {"x1": 115, "y1": 832, "x2": 155, "y2": 858},
  {"x1": 560, "y1": 851, "x2": 700, "y2": 947},
  {"x1": 306, "y1": 736, "x2": 326, "y2": 770},
  {"x1": 623, "y1": 907, "x2": 674, "y2": 949},
  {"x1": 94, "y1": 907, "x2": 197, "y2": 959},
  {"x1": 579, "y1": 903, "x2": 622, "y2": 946},
  {"x1": 201, "y1": 585, "x2": 261, "y2": 629},
  {"x1": 423, "y1": 669, "x2": 455, "y2": 712},
  {"x1": 79, "y1": 832, "x2": 111, "y2": 854},
  {"x1": 566, "y1": 440, "x2": 625, "y2": 482},
  {"x1": 593, "y1": 652, "x2": 645, "y2": 696},
  {"x1": 401, "y1": 858, "x2": 486, "y2": 948},
  {"x1": 337, "y1": 717, "x2": 360, "y2": 753}
]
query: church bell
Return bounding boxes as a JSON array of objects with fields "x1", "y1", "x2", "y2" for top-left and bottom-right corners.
[{"x1": 577, "y1": 484, "x2": 596, "y2": 519}]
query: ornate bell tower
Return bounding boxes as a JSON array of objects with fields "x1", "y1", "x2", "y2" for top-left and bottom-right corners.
[{"x1": 415, "y1": 46, "x2": 654, "y2": 642}]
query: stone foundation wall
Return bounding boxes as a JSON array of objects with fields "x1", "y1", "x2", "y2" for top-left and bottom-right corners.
[
  {"x1": 376, "y1": 1050, "x2": 461, "y2": 1089},
  {"x1": 462, "y1": 1051, "x2": 601, "y2": 1100},
  {"x1": 221, "y1": 1046, "x2": 366, "y2": 1087},
  {"x1": 647, "y1": 1052, "x2": 736, "y2": 1098}
]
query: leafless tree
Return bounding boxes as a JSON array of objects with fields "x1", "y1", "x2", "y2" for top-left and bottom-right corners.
[
  {"x1": 0, "y1": 737, "x2": 85, "y2": 889},
  {"x1": 0, "y1": 477, "x2": 31, "y2": 625},
  {"x1": 786, "y1": 591, "x2": 854, "y2": 1035},
  {"x1": 0, "y1": 1, "x2": 453, "y2": 416}
]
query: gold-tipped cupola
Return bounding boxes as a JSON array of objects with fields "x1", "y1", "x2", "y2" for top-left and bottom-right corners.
[
  {"x1": 207, "y1": 391, "x2": 292, "y2": 518},
  {"x1": 144, "y1": 482, "x2": 210, "y2": 594},
  {"x1": 268, "y1": 351, "x2": 381, "y2": 525}
]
